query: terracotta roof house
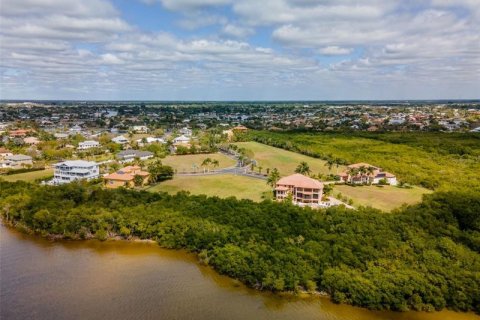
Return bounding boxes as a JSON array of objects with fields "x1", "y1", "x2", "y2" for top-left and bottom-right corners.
[
  {"x1": 104, "y1": 166, "x2": 150, "y2": 188},
  {"x1": 340, "y1": 163, "x2": 397, "y2": 186},
  {"x1": 9, "y1": 129, "x2": 31, "y2": 137},
  {"x1": 275, "y1": 173, "x2": 324, "y2": 206}
]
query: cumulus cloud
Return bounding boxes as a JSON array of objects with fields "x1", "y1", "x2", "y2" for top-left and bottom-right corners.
[{"x1": 319, "y1": 46, "x2": 353, "y2": 56}]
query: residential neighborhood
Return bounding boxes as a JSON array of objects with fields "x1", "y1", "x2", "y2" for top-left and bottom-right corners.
[{"x1": 0, "y1": 100, "x2": 477, "y2": 212}]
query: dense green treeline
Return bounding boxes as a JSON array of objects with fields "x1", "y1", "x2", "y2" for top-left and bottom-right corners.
[
  {"x1": 250, "y1": 131, "x2": 480, "y2": 191},
  {"x1": 1, "y1": 180, "x2": 479, "y2": 312}
]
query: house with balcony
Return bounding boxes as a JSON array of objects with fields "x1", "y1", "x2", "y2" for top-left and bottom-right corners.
[
  {"x1": 275, "y1": 173, "x2": 324, "y2": 206},
  {"x1": 51, "y1": 160, "x2": 99, "y2": 184}
]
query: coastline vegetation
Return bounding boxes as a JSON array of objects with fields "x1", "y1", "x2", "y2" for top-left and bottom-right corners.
[{"x1": 1, "y1": 180, "x2": 479, "y2": 313}]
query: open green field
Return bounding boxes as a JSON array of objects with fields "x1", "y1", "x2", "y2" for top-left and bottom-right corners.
[
  {"x1": 146, "y1": 174, "x2": 271, "y2": 201},
  {"x1": 251, "y1": 131, "x2": 480, "y2": 191},
  {"x1": 162, "y1": 153, "x2": 236, "y2": 173},
  {"x1": 0, "y1": 169, "x2": 54, "y2": 182},
  {"x1": 334, "y1": 184, "x2": 433, "y2": 212},
  {"x1": 235, "y1": 141, "x2": 344, "y2": 176}
]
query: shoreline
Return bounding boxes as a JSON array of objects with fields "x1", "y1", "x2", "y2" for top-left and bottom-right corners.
[
  {"x1": 2, "y1": 219, "x2": 478, "y2": 316},
  {"x1": 1, "y1": 220, "x2": 330, "y2": 299}
]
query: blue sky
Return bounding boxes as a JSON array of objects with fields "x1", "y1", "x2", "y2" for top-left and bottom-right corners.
[{"x1": 0, "y1": 0, "x2": 479, "y2": 100}]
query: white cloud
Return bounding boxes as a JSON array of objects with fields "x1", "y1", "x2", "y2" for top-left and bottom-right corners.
[
  {"x1": 222, "y1": 24, "x2": 254, "y2": 38},
  {"x1": 319, "y1": 46, "x2": 353, "y2": 56},
  {"x1": 1, "y1": 0, "x2": 479, "y2": 99},
  {"x1": 151, "y1": 0, "x2": 232, "y2": 11}
]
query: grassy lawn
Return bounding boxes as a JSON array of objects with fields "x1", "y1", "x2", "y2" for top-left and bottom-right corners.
[
  {"x1": 1, "y1": 169, "x2": 54, "y2": 182},
  {"x1": 235, "y1": 141, "x2": 345, "y2": 176},
  {"x1": 162, "y1": 153, "x2": 236, "y2": 173},
  {"x1": 333, "y1": 184, "x2": 432, "y2": 212},
  {"x1": 146, "y1": 174, "x2": 271, "y2": 201}
]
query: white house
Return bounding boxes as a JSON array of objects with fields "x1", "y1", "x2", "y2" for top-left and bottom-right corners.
[
  {"x1": 179, "y1": 127, "x2": 192, "y2": 136},
  {"x1": 54, "y1": 133, "x2": 69, "y2": 139},
  {"x1": 116, "y1": 150, "x2": 154, "y2": 163},
  {"x1": 132, "y1": 125, "x2": 149, "y2": 133},
  {"x1": 77, "y1": 140, "x2": 100, "y2": 150},
  {"x1": 136, "y1": 137, "x2": 165, "y2": 146},
  {"x1": 52, "y1": 160, "x2": 99, "y2": 184},
  {"x1": 69, "y1": 125, "x2": 83, "y2": 135},
  {"x1": 0, "y1": 148, "x2": 13, "y2": 159},
  {"x1": 112, "y1": 135, "x2": 129, "y2": 145},
  {"x1": 173, "y1": 135, "x2": 191, "y2": 144},
  {"x1": 1, "y1": 154, "x2": 33, "y2": 169}
]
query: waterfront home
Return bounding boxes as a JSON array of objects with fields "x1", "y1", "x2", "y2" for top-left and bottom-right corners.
[
  {"x1": 77, "y1": 140, "x2": 100, "y2": 150},
  {"x1": 112, "y1": 135, "x2": 129, "y2": 145},
  {"x1": 275, "y1": 173, "x2": 324, "y2": 206},
  {"x1": 104, "y1": 165, "x2": 150, "y2": 188},
  {"x1": 116, "y1": 150, "x2": 154, "y2": 163},
  {"x1": 340, "y1": 163, "x2": 397, "y2": 186},
  {"x1": 51, "y1": 160, "x2": 99, "y2": 184},
  {"x1": 0, "y1": 148, "x2": 13, "y2": 159},
  {"x1": 1, "y1": 154, "x2": 33, "y2": 169}
]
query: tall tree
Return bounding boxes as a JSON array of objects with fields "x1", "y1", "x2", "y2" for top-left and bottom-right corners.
[
  {"x1": 267, "y1": 168, "x2": 281, "y2": 188},
  {"x1": 295, "y1": 162, "x2": 311, "y2": 176}
]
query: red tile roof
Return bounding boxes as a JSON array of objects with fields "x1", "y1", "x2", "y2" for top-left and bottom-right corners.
[{"x1": 277, "y1": 174, "x2": 323, "y2": 189}]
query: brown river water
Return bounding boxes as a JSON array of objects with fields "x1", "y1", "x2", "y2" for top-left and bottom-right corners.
[{"x1": 1, "y1": 224, "x2": 478, "y2": 320}]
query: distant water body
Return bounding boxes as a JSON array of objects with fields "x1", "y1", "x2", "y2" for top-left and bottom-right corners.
[{"x1": 1, "y1": 224, "x2": 478, "y2": 320}]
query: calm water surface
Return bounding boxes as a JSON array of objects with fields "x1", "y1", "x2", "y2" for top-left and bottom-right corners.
[{"x1": 1, "y1": 224, "x2": 478, "y2": 320}]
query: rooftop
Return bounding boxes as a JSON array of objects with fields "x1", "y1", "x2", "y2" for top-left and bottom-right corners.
[
  {"x1": 54, "y1": 160, "x2": 98, "y2": 167},
  {"x1": 277, "y1": 173, "x2": 323, "y2": 189}
]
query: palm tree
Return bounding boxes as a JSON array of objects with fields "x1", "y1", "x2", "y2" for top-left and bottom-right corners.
[
  {"x1": 347, "y1": 167, "x2": 359, "y2": 184},
  {"x1": 201, "y1": 158, "x2": 212, "y2": 172},
  {"x1": 295, "y1": 161, "x2": 311, "y2": 176},
  {"x1": 358, "y1": 165, "x2": 367, "y2": 181},
  {"x1": 211, "y1": 159, "x2": 219, "y2": 171},
  {"x1": 238, "y1": 155, "x2": 246, "y2": 167},
  {"x1": 334, "y1": 158, "x2": 342, "y2": 174},
  {"x1": 325, "y1": 159, "x2": 334, "y2": 171},
  {"x1": 267, "y1": 168, "x2": 281, "y2": 188},
  {"x1": 366, "y1": 166, "x2": 376, "y2": 184}
]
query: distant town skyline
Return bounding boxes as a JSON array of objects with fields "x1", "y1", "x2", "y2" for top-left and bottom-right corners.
[{"x1": 1, "y1": 0, "x2": 479, "y2": 100}]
